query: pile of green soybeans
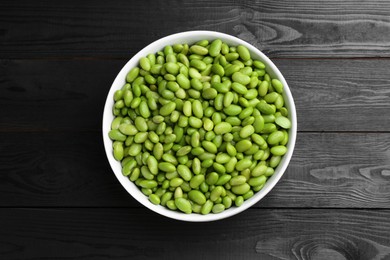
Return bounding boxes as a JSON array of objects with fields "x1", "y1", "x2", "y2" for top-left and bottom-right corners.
[{"x1": 109, "y1": 39, "x2": 291, "y2": 215}]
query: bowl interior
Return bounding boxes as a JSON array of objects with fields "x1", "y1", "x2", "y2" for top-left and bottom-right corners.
[{"x1": 102, "y1": 31, "x2": 297, "y2": 222}]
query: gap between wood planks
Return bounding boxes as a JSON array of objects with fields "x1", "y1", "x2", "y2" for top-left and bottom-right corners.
[
  {"x1": 2, "y1": 56, "x2": 390, "y2": 61},
  {"x1": 0, "y1": 129, "x2": 389, "y2": 133},
  {"x1": 0, "y1": 206, "x2": 389, "y2": 210}
]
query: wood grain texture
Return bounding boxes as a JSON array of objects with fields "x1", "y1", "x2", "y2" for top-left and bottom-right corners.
[
  {"x1": 0, "y1": 208, "x2": 389, "y2": 259},
  {"x1": 0, "y1": 0, "x2": 390, "y2": 58},
  {"x1": 273, "y1": 59, "x2": 390, "y2": 132},
  {"x1": 1, "y1": 59, "x2": 390, "y2": 131},
  {"x1": 0, "y1": 132, "x2": 131, "y2": 206},
  {"x1": 266, "y1": 132, "x2": 390, "y2": 208},
  {"x1": 1, "y1": 0, "x2": 389, "y2": 258},
  {"x1": 0, "y1": 59, "x2": 121, "y2": 131},
  {"x1": 0, "y1": 132, "x2": 389, "y2": 208}
]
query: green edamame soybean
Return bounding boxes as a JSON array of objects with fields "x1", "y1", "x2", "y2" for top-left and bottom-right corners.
[
  {"x1": 206, "y1": 172, "x2": 219, "y2": 185},
  {"x1": 210, "y1": 186, "x2": 224, "y2": 201},
  {"x1": 224, "y1": 105, "x2": 242, "y2": 116},
  {"x1": 189, "y1": 116, "x2": 203, "y2": 128},
  {"x1": 236, "y1": 140, "x2": 252, "y2": 153},
  {"x1": 237, "y1": 45, "x2": 251, "y2": 61},
  {"x1": 203, "y1": 118, "x2": 214, "y2": 131},
  {"x1": 126, "y1": 67, "x2": 139, "y2": 83},
  {"x1": 236, "y1": 158, "x2": 252, "y2": 171},
  {"x1": 251, "y1": 164, "x2": 268, "y2": 177},
  {"x1": 170, "y1": 177, "x2": 184, "y2": 187},
  {"x1": 232, "y1": 72, "x2": 251, "y2": 85},
  {"x1": 258, "y1": 81, "x2": 269, "y2": 97},
  {"x1": 239, "y1": 125, "x2": 255, "y2": 138},
  {"x1": 231, "y1": 183, "x2": 251, "y2": 195},
  {"x1": 192, "y1": 100, "x2": 203, "y2": 118},
  {"x1": 201, "y1": 200, "x2": 214, "y2": 215},
  {"x1": 209, "y1": 39, "x2": 222, "y2": 57},
  {"x1": 202, "y1": 88, "x2": 218, "y2": 99},
  {"x1": 234, "y1": 196, "x2": 244, "y2": 206},
  {"x1": 149, "y1": 194, "x2": 160, "y2": 205},
  {"x1": 134, "y1": 117, "x2": 148, "y2": 132},
  {"x1": 267, "y1": 131, "x2": 284, "y2": 145},
  {"x1": 231, "y1": 82, "x2": 248, "y2": 95},
  {"x1": 109, "y1": 129, "x2": 127, "y2": 142},
  {"x1": 213, "y1": 122, "x2": 232, "y2": 135},
  {"x1": 177, "y1": 165, "x2": 192, "y2": 181},
  {"x1": 147, "y1": 156, "x2": 158, "y2": 175},
  {"x1": 188, "y1": 190, "x2": 207, "y2": 205},
  {"x1": 269, "y1": 155, "x2": 282, "y2": 168},
  {"x1": 275, "y1": 116, "x2": 292, "y2": 129},
  {"x1": 212, "y1": 204, "x2": 225, "y2": 214},
  {"x1": 139, "y1": 180, "x2": 158, "y2": 189},
  {"x1": 271, "y1": 79, "x2": 284, "y2": 93},
  {"x1": 113, "y1": 142, "x2": 124, "y2": 161},
  {"x1": 190, "y1": 174, "x2": 204, "y2": 189},
  {"x1": 175, "y1": 198, "x2": 192, "y2": 214},
  {"x1": 225, "y1": 53, "x2": 239, "y2": 62},
  {"x1": 248, "y1": 175, "x2": 267, "y2": 187},
  {"x1": 202, "y1": 141, "x2": 217, "y2": 154},
  {"x1": 159, "y1": 102, "x2": 176, "y2": 116},
  {"x1": 270, "y1": 145, "x2": 287, "y2": 156},
  {"x1": 190, "y1": 45, "x2": 208, "y2": 56},
  {"x1": 159, "y1": 162, "x2": 176, "y2": 172},
  {"x1": 191, "y1": 131, "x2": 200, "y2": 147}
]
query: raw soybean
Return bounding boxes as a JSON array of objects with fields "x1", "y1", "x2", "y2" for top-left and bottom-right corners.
[{"x1": 109, "y1": 39, "x2": 292, "y2": 215}]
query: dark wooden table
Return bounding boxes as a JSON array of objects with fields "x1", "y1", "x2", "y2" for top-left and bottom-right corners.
[{"x1": 1, "y1": 1, "x2": 390, "y2": 259}]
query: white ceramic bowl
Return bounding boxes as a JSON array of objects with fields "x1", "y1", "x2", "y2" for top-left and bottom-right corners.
[{"x1": 103, "y1": 31, "x2": 297, "y2": 222}]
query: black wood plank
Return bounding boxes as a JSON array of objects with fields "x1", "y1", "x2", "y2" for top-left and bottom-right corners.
[
  {"x1": 273, "y1": 59, "x2": 390, "y2": 132},
  {"x1": 0, "y1": 0, "x2": 390, "y2": 58},
  {"x1": 0, "y1": 132, "x2": 131, "y2": 207},
  {"x1": 1, "y1": 59, "x2": 389, "y2": 131},
  {"x1": 0, "y1": 132, "x2": 389, "y2": 208},
  {"x1": 0, "y1": 208, "x2": 389, "y2": 259},
  {"x1": 0, "y1": 59, "x2": 120, "y2": 131},
  {"x1": 266, "y1": 132, "x2": 390, "y2": 208}
]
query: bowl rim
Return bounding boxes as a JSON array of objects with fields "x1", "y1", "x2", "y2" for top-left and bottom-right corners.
[{"x1": 102, "y1": 30, "x2": 297, "y2": 222}]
